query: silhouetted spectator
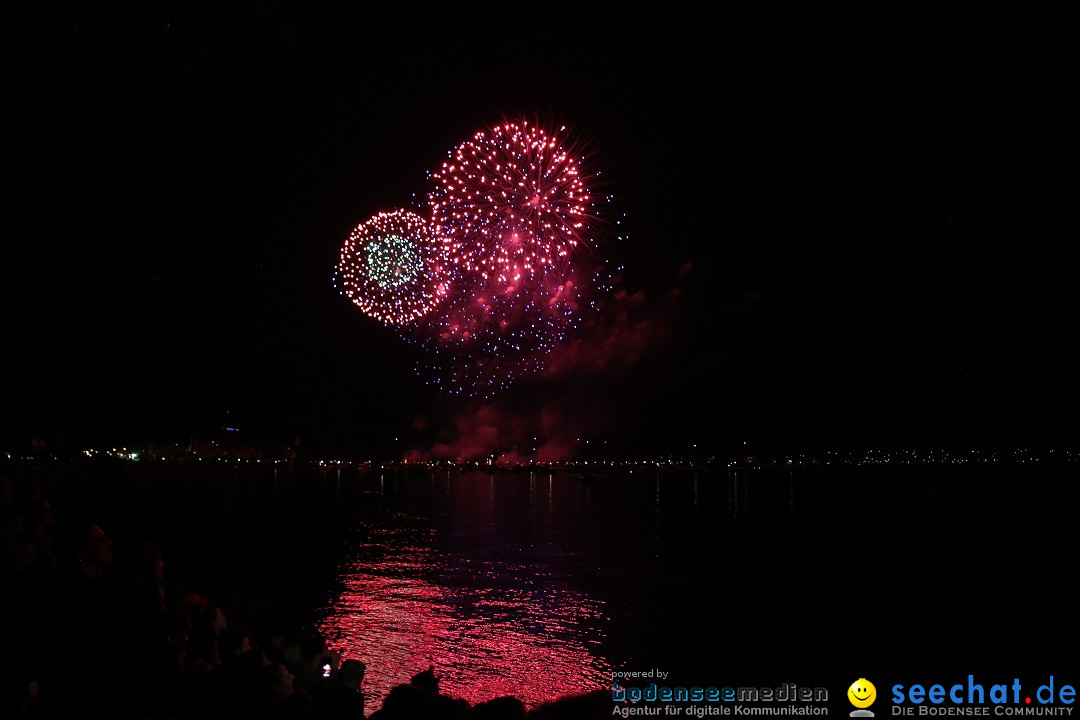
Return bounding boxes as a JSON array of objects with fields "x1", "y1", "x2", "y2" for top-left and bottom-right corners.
[
  {"x1": 369, "y1": 682, "x2": 432, "y2": 719},
  {"x1": 32, "y1": 521, "x2": 125, "y2": 717},
  {"x1": 258, "y1": 661, "x2": 314, "y2": 719},
  {"x1": 313, "y1": 658, "x2": 366, "y2": 720},
  {"x1": 194, "y1": 626, "x2": 253, "y2": 718},
  {"x1": 434, "y1": 693, "x2": 473, "y2": 720},
  {"x1": 222, "y1": 645, "x2": 271, "y2": 716},
  {"x1": 288, "y1": 632, "x2": 336, "y2": 697},
  {"x1": 116, "y1": 538, "x2": 171, "y2": 717},
  {"x1": 410, "y1": 664, "x2": 441, "y2": 695}
]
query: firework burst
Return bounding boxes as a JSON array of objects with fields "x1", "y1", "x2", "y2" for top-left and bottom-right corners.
[
  {"x1": 429, "y1": 121, "x2": 595, "y2": 286},
  {"x1": 337, "y1": 119, "x2": 617, "y2": 397},
  {"x1": 336, "y1": 210, "x2": 452, "y2": 326}
]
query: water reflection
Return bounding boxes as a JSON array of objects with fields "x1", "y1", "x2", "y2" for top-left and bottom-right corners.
[
  {"x1": 315, "y1": 465, "x2": 1016, "y2": 709},
  {"x1": 316, "y1": 475, "x2": 610, "y2": 709}
]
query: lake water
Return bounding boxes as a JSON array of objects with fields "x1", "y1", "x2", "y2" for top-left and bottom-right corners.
[
  {"x1": 19, "y1": 459, "x2": 1075, "y2": 712},
  {"x1": 310, "y1": 464, "x2": 1078, "y2": 709}
]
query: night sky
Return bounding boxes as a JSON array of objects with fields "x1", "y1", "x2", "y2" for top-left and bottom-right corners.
[{"x1": 5, "y1": 4, "x2": 1074, "y2": 459}]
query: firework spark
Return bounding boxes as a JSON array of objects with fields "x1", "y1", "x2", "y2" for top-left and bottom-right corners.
[{"x1": 407, "y1": 265, "x2": 591, "y2": 395}]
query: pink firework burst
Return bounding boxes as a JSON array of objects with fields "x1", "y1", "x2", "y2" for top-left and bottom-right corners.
[
  {"x1": 429, "y1": 120, "x2": 595, "y2": 286},
  {"x1": 336, "y1": 119, "x2": 616, "y2": 397}
]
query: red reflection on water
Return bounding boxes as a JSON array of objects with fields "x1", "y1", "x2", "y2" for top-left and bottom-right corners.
[{"x1": 316, "y1": 536, "x2": 609, "y2": 709}]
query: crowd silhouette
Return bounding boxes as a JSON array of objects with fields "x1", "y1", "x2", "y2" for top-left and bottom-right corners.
[{"x1": 1, "y1": 464, "x2": 608, "y2": 719}]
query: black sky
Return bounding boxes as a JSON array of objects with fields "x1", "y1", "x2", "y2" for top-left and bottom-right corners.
[{"x1": 4, "y1": 4, "x2": 1075, "y2": 458}]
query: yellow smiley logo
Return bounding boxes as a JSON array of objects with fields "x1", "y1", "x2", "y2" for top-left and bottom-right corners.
[{"x1": 848, "y1": 678, "x2": 877, "y2": 709}]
